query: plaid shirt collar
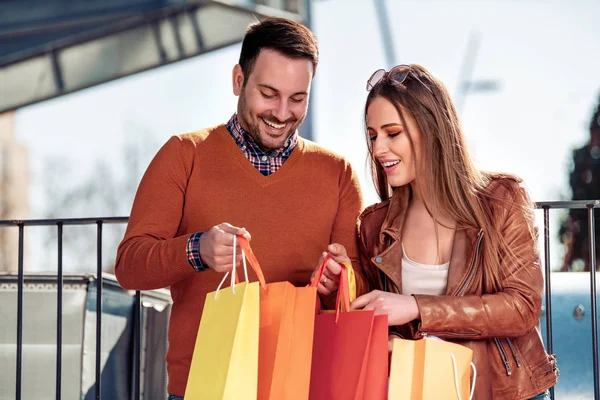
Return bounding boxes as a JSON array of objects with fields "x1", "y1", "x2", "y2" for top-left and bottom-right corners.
[{"x1": 226, "y1": 114, "x2": 298, "y2": 176}]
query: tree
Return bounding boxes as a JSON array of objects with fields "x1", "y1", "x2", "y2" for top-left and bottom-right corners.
[
  {"x1": 558, "y1": 94, "x2": 600, "y2": 271},
  {"x1": 41, "y1": 122, "x2": 159, "y2": 274}
]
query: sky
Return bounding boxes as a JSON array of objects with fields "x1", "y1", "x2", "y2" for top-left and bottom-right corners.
[{"x1": 11, "y1": 0, "x2": 600, "y2": 271}]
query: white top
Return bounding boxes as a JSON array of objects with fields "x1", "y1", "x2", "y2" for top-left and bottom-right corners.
[{"x1": 401, "y1": 243, "x2": 450, "y2": 296}]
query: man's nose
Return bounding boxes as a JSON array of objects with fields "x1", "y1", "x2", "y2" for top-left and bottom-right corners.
[{"x1": 272, "y1": 99, "x2": 291, "y2": 122}]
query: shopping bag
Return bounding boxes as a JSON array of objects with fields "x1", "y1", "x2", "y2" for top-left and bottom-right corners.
[
  {"x1": 185, "y1": 235, "x2": 267, "y2": 400},
  {"x1": 363, "y1": 314, "x2": 389, "y2": 400},
  {"x1": 340, "y1": 260, "x2": 357, "y2": 302},
  {"x1": 309, "y1": 256, "x2": 388, "y2": 400},
  {"x1": 236, "y1": 236, "x2": 317, "y2": 400},
  {"x1": 388, "y1": 338, "x2": 476, "y2": 400}
]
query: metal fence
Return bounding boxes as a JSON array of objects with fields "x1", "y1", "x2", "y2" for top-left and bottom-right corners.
[
  {"x1": 0, "y1": 200, "x2": 598, "y2": 399},
  {"x1": 0, "y1": 217, "x2": 132, "y2": 400},
  {"x1": 537, "y1": 200, "x2": 599, "y2": 400}
]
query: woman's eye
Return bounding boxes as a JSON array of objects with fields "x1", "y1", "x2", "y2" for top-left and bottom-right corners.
[
  {"x1": 369, "y1": 135, "x2": 377, "y2": 142},
  {"x1": 388, "y1": 131, "x2": 402, "y2": 138}
]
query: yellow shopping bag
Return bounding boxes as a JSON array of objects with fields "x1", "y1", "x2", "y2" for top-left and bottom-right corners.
[
  {"x1": 185, "y1": 236, "x2": 266, "y2": 400},
  {"x1": 389, "y1": 338, "x2": 476, "y2": 400}
]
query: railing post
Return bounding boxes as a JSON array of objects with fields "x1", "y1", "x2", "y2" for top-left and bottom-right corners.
[
  {"x1": 56, "y1": 222, "x2": 63, "y2": 400},
  {"x1": 542, "y1": 206, "x2": 555, "y2": 400},
  {"x1": 96, "y1": 221, "x2": 103, "y2": 400},
  {"x1": 588, "y1": 204, "x2": 599, "y2": 399},
  {"x1": 16, "y1": 223, "x2": 24, "y2": 400},
  {"x1": 134, "y1": 291, "x2": 142, "y2": 400}
]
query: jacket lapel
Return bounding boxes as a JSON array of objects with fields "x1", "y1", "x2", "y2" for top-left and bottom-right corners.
[
  {"x1": 371, "y1": 186, "x2": 410, "y2": 293},
  {"x1": 371, "y1": 185, "x2": 481, "y2": 296},
  {"x1": 445, "y1": 228, "x2": 471, "y2": 294}
]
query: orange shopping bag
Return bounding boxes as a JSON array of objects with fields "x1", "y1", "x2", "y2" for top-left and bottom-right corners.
[
  {"x1": 309, "y1": 256, "x2": 388, "y2": 400},
  {"x1": 388, "y1": 338, "x2": 476, "y2": 400},
  {"x1": 237, "y1": 236, "x2": 317, "y2": 400}
]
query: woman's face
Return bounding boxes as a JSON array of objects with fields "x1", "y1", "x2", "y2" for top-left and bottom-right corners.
[{"x1": 367, "y1": 96, "x2": 424, "y2": 188}]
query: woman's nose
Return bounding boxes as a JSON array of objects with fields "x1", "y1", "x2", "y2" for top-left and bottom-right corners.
[{"x1": 372, "y1": 137, "x2": 387, "y2": 157}]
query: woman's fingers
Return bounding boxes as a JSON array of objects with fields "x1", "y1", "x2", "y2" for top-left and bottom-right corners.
[{"x1": 351, "y1": 291, "x2": 379, "y2": 310}]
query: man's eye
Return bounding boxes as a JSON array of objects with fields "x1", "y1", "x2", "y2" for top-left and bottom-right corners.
[
  {"x1": 290, "y1": 97, "x2": 305, "y2": 103},
  {"x1": 261, "y1": 92, "x2": 275, "y2": 99}
]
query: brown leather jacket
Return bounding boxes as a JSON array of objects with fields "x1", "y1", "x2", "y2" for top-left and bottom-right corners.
[{"x1": 356, "y1": 177, "x2": 558, "y2": 400}]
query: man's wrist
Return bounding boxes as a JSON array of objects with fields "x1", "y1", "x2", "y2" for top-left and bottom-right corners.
[{"x1": 187, "y1": 232, "x2": 209, "y2": 272}]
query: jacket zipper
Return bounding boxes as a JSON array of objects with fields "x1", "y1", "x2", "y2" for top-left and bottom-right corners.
[
  {"x1": 456, "y1": 230, "x2": 484, "y2": 297},
  {"x1": 422, "y1": 230, "x2": 517, "y2": 377},
  {"x1": 494, "y1": 338, "x2": 512, "y2": 376},
  {"x1": 506, "y1": 338, "x2": 522, "y2": 367},
  {"x1": 421, "y1": 331, "x2": 480, "y2": 338}
]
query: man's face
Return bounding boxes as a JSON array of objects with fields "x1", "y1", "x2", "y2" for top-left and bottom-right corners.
[{"x1": 232, "y1": 49, "x2": 313, "y2": 151}]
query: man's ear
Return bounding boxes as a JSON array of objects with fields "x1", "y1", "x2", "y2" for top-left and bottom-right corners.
[{"x1": 232, "y1": 64, "x2": 244, "y2": 96}]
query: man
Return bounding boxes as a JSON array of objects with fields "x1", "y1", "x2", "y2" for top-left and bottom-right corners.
[{"x1": 115, "y1": 17, "x2": 363, "y2": 399}]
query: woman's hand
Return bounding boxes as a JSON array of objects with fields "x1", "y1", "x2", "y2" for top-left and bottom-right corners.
[
  {"x1": 311, "y1": 243, "x2": 351, "y2": 296},
  {"x1": 351, "y1": 290, "x2": 420, "y2": 326},
  {"x1": 388, "y1": 333, "x2": 402, "y2": 353}
]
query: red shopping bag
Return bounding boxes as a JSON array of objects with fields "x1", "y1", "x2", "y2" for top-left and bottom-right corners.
[{"x1": 309, "y1": 256, "x2": 388, "y2": 400}]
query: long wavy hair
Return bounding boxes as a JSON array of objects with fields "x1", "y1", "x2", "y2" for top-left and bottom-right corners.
[{"x1": 365, "y1": 64, "x2": 535, "y2": 293}]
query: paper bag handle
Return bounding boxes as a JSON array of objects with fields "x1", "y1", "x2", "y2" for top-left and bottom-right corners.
[
  {"x1": 215, "y1": 234, "x2": 267, "y2": 298},
  {"x1": 450, "y1": 353, "x2": 477, "y2": 400},
  {"x1": 308, "y1": 254, "x2": 330, "y2": 289},
  {"x1": 309, "y1": 254, "x2": 350, "y2": 321},
  {"x1": 236, "y1": 235, "x2": 267, "y2": 290}
]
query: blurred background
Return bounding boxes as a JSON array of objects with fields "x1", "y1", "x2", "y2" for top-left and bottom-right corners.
[
  {"x1": 1, "y1": 0, "x2": 599, "y2": 275},
  {"x1": 1, "y1": 1, "x2": 599, "y2": 398}
]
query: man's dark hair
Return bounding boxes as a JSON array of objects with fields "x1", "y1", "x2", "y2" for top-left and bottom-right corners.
[{"x1": 239, "y1": 17, "x2": 319, "y2": 83}]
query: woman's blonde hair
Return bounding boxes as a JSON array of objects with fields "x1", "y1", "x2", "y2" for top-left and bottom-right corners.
[{"x1": 365, "y1": 64, "x2": 535, "y2": 293}]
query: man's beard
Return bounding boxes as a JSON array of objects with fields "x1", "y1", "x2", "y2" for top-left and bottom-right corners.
[{"x1": 238, "y1": 91, "x2": 303, "y2": 151}]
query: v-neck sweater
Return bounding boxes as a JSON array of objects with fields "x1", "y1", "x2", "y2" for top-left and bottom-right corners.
[{"x1": 115, "y1": 124, "x2": 363, "y2": 396}]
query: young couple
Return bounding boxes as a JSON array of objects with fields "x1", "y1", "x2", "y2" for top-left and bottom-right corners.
[{"x1": 116, "y1": 17, "x2": 558, "y2": 400}]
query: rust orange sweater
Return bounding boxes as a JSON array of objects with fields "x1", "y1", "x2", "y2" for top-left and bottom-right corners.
[{"x1": 115, "y1": 124, "x2": 363, "y2": 396}]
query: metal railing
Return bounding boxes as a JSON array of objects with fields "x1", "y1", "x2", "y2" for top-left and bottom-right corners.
[
  {"x1": 536, "y1": 200, "x2": 599, "y2": 400},
  {"x1": 0, "y1": 217, "x2": 132, "y2": 400},
  {"x1": 0, "y1": 200, "x2": 598, "y2": 399}
]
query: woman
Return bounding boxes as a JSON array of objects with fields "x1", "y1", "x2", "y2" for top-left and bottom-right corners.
[{"x1": 315, "y1": 64, "x2": 558, "y2": 399}]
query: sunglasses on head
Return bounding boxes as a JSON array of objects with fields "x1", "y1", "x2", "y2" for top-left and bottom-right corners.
[{"x1": 366, "y1": 64, "x2": 411, "y2": 91}]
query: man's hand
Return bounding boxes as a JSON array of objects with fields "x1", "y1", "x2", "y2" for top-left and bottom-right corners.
[
  {"x1": 351, "y1": 290, "x2": 420, "y2": 326},
  {"x1": 199, "y1": 223, "x2": 251, "y2": 273},
  {"x1": 311, "y1": 243, "x2": 351, "y2": 296}
]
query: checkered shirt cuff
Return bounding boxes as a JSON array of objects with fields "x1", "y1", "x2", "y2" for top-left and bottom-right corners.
[{"x1": 187, "y1": 232, "x2": 208, "y2": 272}]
